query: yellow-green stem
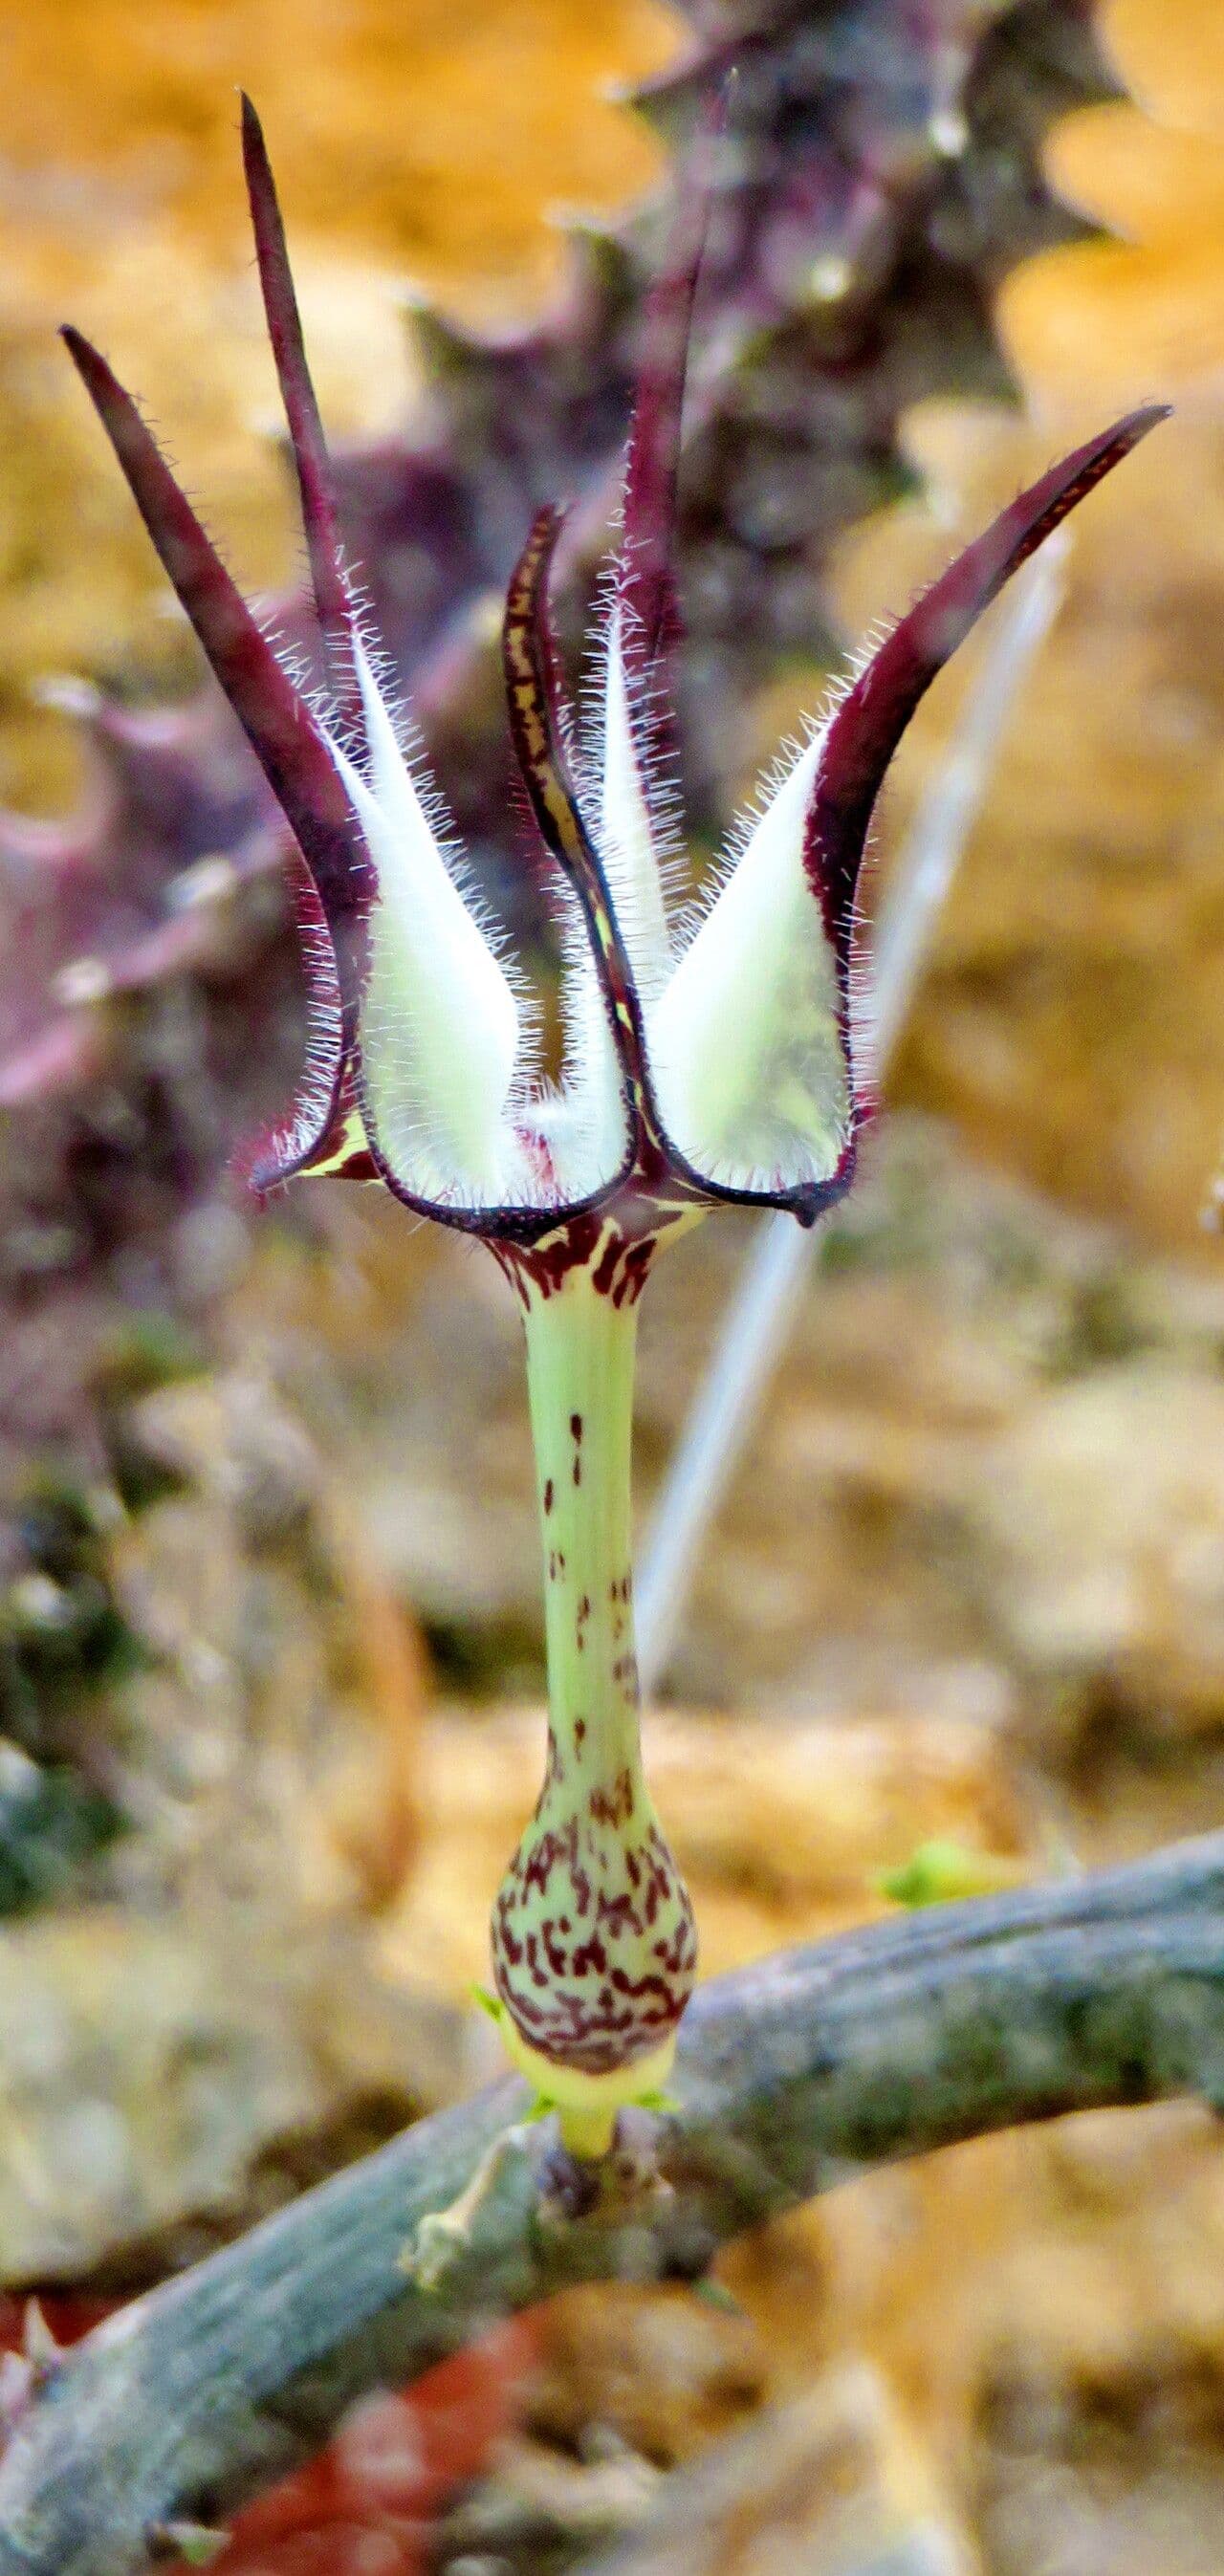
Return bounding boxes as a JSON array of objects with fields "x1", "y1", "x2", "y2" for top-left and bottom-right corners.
[{"x1": 489, "y1": 1260, "x2": 696, "y2": 2156}]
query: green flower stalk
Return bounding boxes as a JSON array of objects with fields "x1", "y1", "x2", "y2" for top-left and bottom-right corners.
[
  {"x1": 492, "y1": 1259, "x2": 697, "y2": 2152},
  {"x1": 62, "y1": 98, "x2": 1165, "y2": 2155}
]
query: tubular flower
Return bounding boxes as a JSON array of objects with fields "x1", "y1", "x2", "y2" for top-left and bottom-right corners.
[{"x1": 64, "y1": 99, "x2": 1165, "y2": 2156}]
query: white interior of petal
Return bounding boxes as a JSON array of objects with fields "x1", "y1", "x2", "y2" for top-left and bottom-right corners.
[
  {"x1": 647, "y1": 730, "x2": 852, "y2": 1195},
  {"x1": 533, "y1": 999, "x2": 631, "y2": 1205},
  {"x1": 328, "y1": 644, "x2": 528, "y2": 1206},
  {"x1": 598, "y1": 607, "x2": 673, "y2": 1004}
]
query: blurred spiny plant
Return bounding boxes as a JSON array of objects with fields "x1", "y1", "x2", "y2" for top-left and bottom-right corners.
[{"x1": 0, "y1": 0, "x2": 1119, "y2": 1906}]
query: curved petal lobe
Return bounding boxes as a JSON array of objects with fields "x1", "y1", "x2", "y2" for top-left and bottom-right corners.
[
  {"x1": 503, "y1": 508, "x2": 638, "y2": 1190},
  {"x1": 61, "y1": 324, "x2": 377, "y2": 1197},
  {"x1": 806, "y1": 404, "x2": 1169, "y2": 952},
  {"x1": 240, "y1": 93, "x2": 363, "y2": 740},
  {"x1": 648, "y1": 407, "x2": 1168, "y2": 1216},
  {"x1": 60, "y1": 328, "x2": 370, "y2": 996}
]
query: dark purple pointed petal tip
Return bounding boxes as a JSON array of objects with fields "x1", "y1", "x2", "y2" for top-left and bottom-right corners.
[
  {"x1": 804, "y1": 399, "x2": 1170, "y2": 946},
  {"x1": 60, "y1": 322, "x2": 106, "y2": 387},
  {"x1": 239, "y1": 94, "x2": 362, "y2": 737},
  {"x1": 618, "y1": 106, "x2": 721, "y2": 682},
  {"x1": 62, "y1": 321, "x2": 369, "y2": 991},
  {"x1": 887, "y1": 402, "x2": 1170, "y2": 697}
]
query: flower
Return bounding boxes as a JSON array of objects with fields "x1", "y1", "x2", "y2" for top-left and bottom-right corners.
[
  {"x1": 62, "y1": 99, "x2": 1167, "y2": 1299},
  {"x1": 63, "y1": 99, "x2": 1166, "y2": 2150}
]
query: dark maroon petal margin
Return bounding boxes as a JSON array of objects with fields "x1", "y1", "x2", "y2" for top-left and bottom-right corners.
[
  {"x1": 617, "y1": 98, "x2": 720, "y2": 687},
  {"x1": 804, "y1": 404, "x2": 1169, "y2": 966},
  {"x1": 61, "y1": 326, "x2": 370, "y2": 1183},
  {"x1": 240, "y1": 94, "x2": 365, "y2": 745},
  {"x1": 503, "y1": 506, "x2": 652, "y2": 1131}
]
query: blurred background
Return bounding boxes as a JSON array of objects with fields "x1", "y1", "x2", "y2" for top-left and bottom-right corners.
[{"x1": 2, "y1": 0, "x2": 1224, "y2": 2569}]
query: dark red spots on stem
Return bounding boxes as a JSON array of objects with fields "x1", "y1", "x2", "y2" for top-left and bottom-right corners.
[{"x1": 589, "y1": 1769, "x2": 636, "y2": 1829}]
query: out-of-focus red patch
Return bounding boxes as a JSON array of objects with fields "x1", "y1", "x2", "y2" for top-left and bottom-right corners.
[
  {"x1": 0, "y1": 2294, "x2": 115, "y2": 2349},
  {"x1": 215, "y1": 2537, "x2": 409, "y2": 2576},
  {"x1": 214, "y1": 2312, "x2": 541, "y2": 2573},
  {"x1": 0, "y1": 2298, "x2": 541, "y2": 2575}
]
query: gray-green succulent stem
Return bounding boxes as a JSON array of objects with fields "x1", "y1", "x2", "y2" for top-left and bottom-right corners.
[{"x1": 490, "y1": 1255, "x2": 696, "y2": 2156}]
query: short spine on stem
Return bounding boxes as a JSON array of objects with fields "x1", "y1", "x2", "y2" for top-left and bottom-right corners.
[{"x1": 489, "y1": 1237, "x2": 697, "y2": 2158}]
